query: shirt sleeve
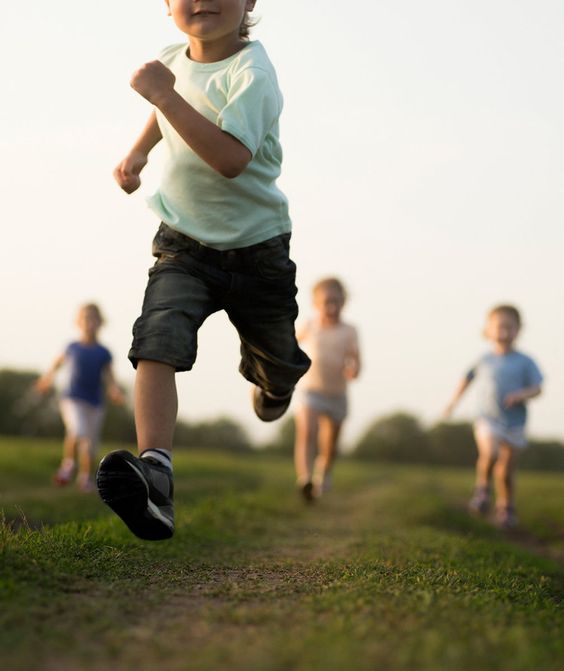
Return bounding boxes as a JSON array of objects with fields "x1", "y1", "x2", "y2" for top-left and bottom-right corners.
[
  {"x1": 218, "y1": 66, "x2": 282, "y2": 156},
  {"x1": 524, "y1": 357, "x2": 543, "y2": 387},
  {"x1": 465, "y1": 366, "x2": 477, "y2": 382}
]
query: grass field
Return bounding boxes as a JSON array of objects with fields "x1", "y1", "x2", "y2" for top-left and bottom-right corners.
[{"x1": 1, "y1": 437, "x2": 564, "y2": 671}]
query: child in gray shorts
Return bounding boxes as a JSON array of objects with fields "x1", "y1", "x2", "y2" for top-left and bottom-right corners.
[{"x1": 444, "y1": 304, "x2": 543, "y2": 528}]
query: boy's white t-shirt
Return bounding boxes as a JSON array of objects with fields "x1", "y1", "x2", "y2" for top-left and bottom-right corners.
[{"x1": 148, "y1": 40, "x2": 291, "y2": 250}]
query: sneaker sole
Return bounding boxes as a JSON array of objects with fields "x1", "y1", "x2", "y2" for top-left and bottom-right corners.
[
  {"x1": 96, "y1": 452, "x2": 174, "y2": 541},
  {"x1": 252, "y1": 387, "x2": 292, "y2": 422}
]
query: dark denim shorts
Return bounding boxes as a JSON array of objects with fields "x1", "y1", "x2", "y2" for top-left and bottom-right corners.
[{"x1": 128, "y1": 223, "x2": 311, "y2": 396}]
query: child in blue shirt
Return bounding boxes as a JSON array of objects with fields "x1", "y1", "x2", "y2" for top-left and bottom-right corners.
[
  {"x1": 97, "y1": 0, "x2": 310, "y2": 540},
  {"x1": 444, "y1": 304, "x2": 543, "y2": 528},
  {"x1": 36, "y1": 304, "x2": 123, "y2": 491}
]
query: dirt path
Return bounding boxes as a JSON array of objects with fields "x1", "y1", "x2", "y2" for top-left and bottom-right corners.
[{"x1": 37, "y1": 483, "x2": 389, "y2": 671}]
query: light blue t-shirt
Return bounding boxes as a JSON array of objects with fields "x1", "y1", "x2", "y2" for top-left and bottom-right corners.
[
  {"x1": 148, "y1": 40, "x2": 291, "y2": 250},
  {"x1": 466, "y1": 351, "x2": 543, "y2": 427}
]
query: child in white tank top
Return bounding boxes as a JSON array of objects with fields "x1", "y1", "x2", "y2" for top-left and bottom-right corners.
[{"x1": 294, "y1": 278, "x2": 361, "y2": 501}]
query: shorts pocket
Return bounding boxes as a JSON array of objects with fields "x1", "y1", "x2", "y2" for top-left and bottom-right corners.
[{"x1": 254, "y1": 235, "x2": 296, "y2": 281}]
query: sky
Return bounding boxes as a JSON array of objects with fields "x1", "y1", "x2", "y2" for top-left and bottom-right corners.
[{"x1": 2, "y1": 0, "x2": 564, "y2": 448}]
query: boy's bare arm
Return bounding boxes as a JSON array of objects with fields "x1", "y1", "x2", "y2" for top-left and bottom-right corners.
[
  {"x1": 443, "y1": 377, "x2": 473, "y2": 418},
  {"x1": 114, "y1": 112, "x2": 162, "y2": 193},
  {"x1": 131, "y1": 60, "x2": 252, "y2": 179},
  {"x1": 504, "y1": 385, "x2": 542, "y2": 408}
]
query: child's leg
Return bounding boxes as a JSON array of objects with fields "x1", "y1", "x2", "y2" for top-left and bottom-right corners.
[
  {"x1": 55, "y1": 400, "x2": 80, "y2": 485},
  {"x1": 294, "y1": 405, "x2": 319, "y2": 485},
  {"x1": 473, "y1": 428, "x2": 498, "y2": 489},
  {"x1": 75, "y1": 405, "x2": 104, "y2": 491},
  {"x1": 493, "y1": 443, "x2": 518, "y2": 510},
  {"x1": 53, "y1": 434, "x2": 77, "y2": 485},
  {"x1": 224, "y1": 235, "x2": 310, "y2": 410},
  {"x1": 313, "y1": 415, "x2": 342, "y2": 494},
  {"x1": 61, "y1": 433, "x2": 78, "y2": 465},
  {"x1": 76, "y1": 437, "x2": 94, "y2": 490},
  {"x1": 469, "y1": 422, "x2": 499, "y2": 513},
  {"x1": 134, "y1": 360, "x2": 178, "y2": 453}
]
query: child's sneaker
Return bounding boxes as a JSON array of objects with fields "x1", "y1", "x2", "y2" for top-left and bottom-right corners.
[
  {"x1": 468, "y1": 486, "x2": 491, "y2": 515},
  {"x1": 252, "y1": 387, "x2": 293, "y2": 422},
  {"x1": 53, "y1": 464, "x2": 74, "y2": 487},
  {"x1": 495, "y1": 505, "x2": 519, "y2": 530},
  {"x1": 96, "y1": 450, "x2": 174, "y2": 541},
  {"x1": 299, "y1": 481, "x2": 315, "y2": 504}
]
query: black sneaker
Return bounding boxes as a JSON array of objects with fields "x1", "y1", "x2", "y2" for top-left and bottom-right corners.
[
  {"x1": 300, "y1": 482, "x2": 315, "y2": 504},
  {"x1": 96, "y1": 450, "x2": 174, "y2": 541},
  {"x1": 252, "y1": 386, "x2": 293, "y2": 422}
]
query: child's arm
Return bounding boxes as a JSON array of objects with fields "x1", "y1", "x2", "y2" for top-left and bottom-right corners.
[
  {"x1": 103, "y1": 364, "x2": 125, "y2": 406},
  {"x1": 343, "y1": 327, "x2": 361, "y2": 381},
  {"x1": 35, "y1": 354, "x2": 66, "y2": 394},
  {"x1": 130, "y1": 61, "x2": 252, "y2": 179},
  {"x1": 504, "y1": 385, "x2": 542, "y2": 408},
  {"x1": 344, "y1": 350, "x2": 361, "y2": 381},
  {"x1": 114, "y1": 111, "x2": 162, "y2": 193},
  {"x1": 443, "y1": 374, "x2": 474, "y2": 419}
]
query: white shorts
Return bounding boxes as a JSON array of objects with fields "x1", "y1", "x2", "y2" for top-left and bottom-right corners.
[
  {"x1": 60, "y1": 398, "x2": 105, "y2": 452},
  {"x1": 298, "y1": 390, "x2": 348, "y2": 423},
  {"x1": 474, "y1": 417, "x2": 527, "y2": 451}
]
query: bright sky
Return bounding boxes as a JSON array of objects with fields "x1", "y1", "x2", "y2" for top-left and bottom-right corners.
[{"x1": 2, "y1": 0, "x2": 564, "y2": 447}]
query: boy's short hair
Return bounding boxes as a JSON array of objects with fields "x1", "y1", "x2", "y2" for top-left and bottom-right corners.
[
  {"x1": 313, "y1": 277, "x2": 347, "y2": 302},
  {"x1": 488, "y1": 304, "x2": 522, "y2": 328}
]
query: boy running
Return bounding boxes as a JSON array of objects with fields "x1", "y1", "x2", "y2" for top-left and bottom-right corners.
[
  {"x1": 444, "y1": 305, "x2": 543, "y2": 528},
  {"x1": 97, "y1": 0, "x2": 310, "y2": 540}
]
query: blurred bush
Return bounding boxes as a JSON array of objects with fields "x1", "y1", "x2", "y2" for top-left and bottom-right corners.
[
  {"x1": 0, "y1": 368, "x2": 252, "y2": 452},
  {"x1": 352, "y1": 410, "x2": 564, "y2": 472},
  {"x1": 426, "y1": 421, "x2": 476, "y2": 467},
  {"x1": 261, "y1": 416, "x2": 295, "y2": 455},
  {"x1": 175, "y1": 416, "x2": 252, "y2": 453},
  {"x1": 355, "y1": 412, "x2": 432, "y2": 463},
  {"x1": 3, "y1": 369, "x2": 564, "y2": 468},
  {"x1": 520, "y1": 439, "x2": 564, "y2": 471},
  {"x1": 0, "y1": 369, "x2": 63, "y2": 437}
]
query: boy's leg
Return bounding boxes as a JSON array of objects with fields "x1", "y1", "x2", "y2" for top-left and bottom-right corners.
[
  {"x1": 474, "y1": 426, "x2": 498, "y2": 488},
  {"x1": 135, "y1": 361, "x2": 178, "y2": 454},
  {"x1": 470, "y1": 423, "x2": 498, "y2": 513},
  {"x1": 97, "y1": 229, "x2": 222, "y2": 540},
  {"x1": 225, "y1": 236, "x2": 310, "y2": 420},
  {"x1": 97, "y1": 361, "x2": 177, "y2": 540},
  {"x1": 294, "y1": 405, "x2": 318, "y2": 498},
  {"x1": 313, "y1": 416, "x2": 342, "y2": 495},
  {"x1": 494, "y1": 443, "x2": 518, "y2": 511}
]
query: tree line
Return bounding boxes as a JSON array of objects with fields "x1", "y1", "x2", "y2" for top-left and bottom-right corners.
[{"x1": 1, "y1": 369, "x2": 564, "y2": 470}]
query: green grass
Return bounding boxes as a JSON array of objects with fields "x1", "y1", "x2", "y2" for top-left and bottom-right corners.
[{"x1": 1, "y1": 438, "x2": 564, "y2": 671}]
